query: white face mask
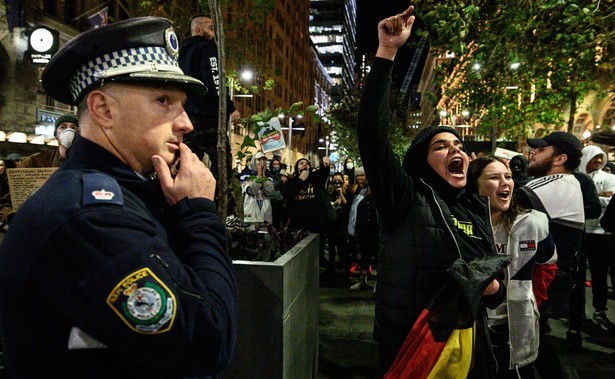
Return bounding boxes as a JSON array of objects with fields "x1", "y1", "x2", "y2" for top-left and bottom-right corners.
[
  {"x1": 346, "y1": 162, "x2": 354, "y2": 170},
  {"x1": 58, "y1": 129, "x2": 76, "y2": 149}
]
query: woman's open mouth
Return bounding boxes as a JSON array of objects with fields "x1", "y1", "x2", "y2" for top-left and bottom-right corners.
[
  {"x1": 497, "y1": 190, "x2": 510, "y2": 201},
  {"x1": 447, "y1": 158, "x2": 465, "y2": 177}
]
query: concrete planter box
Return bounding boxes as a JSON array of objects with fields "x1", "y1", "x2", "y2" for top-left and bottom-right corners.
[{"x1": 222, "y1": 233, "x2": 319, "y2": 379}]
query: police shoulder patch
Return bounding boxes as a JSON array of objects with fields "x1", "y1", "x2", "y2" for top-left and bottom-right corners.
[
  {"x1": 106, "y1": 268, "x2": 176, "y2": 334},
  {"x1": 83, "y1": 173, "x2": 124, "y2": 206}
]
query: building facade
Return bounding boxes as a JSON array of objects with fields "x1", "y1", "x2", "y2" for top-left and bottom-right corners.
[{"x1": 309, "y1": 0, "x2": 357, "y2": 102}]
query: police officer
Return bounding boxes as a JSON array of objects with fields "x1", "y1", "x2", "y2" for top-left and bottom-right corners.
[{"x1": 0, "y1": 18, "x2": 237, "y2": 378}]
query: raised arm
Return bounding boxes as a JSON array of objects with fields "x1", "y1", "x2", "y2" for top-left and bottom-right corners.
[
  {"x1": 375, "y1": 5, "x2": 416, "y2": 61},
  {"x1": 356, "y1": 5, "x2": 417, "y2": 234}
]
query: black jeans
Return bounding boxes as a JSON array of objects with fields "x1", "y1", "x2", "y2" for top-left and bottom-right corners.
[
  {"x1": 356, "y1": 227, "x2": 379, "y2": 272},
  {"x1": 587, "y1": 233, "x2": 615, "y2": 311}
]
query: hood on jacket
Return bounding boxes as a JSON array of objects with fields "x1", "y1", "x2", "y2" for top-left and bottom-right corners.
[
  {"x1": 580, "y1": 145, "x2": 606, "y2": 174},
  {"x1": 401, "y1": 125, "x2": 465, "y2": 201},
  {"x1": 293, "y1": 158, "x2": 311, "y2": 177},
  {"x1": 402, "y1": 125, "x2": 462, "y2": 176}
]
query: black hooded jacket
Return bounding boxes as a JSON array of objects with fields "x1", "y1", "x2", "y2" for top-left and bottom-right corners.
[
  {"x1": 179, "y1": 36, "x2": 236, "y2": 123},
  {"x1": 357, "y1": 58, "x2": 507, "y2": 374},
  {"x1": 284, "y1": 158, "x2": 330, "y2": 233}
]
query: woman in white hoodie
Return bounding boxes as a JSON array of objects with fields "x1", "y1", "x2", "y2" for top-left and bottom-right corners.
[{"x1": 470, "y1": 155, "x2": 557, "y2": 378}]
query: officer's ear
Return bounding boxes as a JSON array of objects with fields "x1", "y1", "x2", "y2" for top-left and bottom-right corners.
[{"x1": 87, "y1": 88, "x2": 115, "y2": 131}]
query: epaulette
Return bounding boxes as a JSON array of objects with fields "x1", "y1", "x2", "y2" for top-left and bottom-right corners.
[{"x1": 82, "y1": 172, "x2": 124, "y2": 206}]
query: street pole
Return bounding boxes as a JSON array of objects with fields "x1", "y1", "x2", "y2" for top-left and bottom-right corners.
[{"x1": 286, "y1": 117, "x2": 293, "y2": 171}]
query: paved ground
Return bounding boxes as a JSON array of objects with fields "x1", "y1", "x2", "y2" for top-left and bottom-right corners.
[{"x1": 318, "y1": 273, "x2": 615, "y2": 379}]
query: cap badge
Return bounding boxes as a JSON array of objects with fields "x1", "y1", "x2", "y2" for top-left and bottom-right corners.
[{"x1": 164, "y1": 27, "x2": 179, "y2": 59}]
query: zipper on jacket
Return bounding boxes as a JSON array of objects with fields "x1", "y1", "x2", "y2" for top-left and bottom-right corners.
[
  {"x1": 421, "y1": 179, "x2": 463, "y2": 260},
  {"x1": 150, "y1": 253, "x2": 213, "y2": 307}
]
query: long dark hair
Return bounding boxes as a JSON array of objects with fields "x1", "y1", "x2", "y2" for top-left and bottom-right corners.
[{"x1": 469, "y1": 155, "x2": 529, "y2": 234}]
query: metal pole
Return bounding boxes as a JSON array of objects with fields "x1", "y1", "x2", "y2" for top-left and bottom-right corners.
[{"x1": 287, "y1": 117, "x2": 293, "y2": 170}]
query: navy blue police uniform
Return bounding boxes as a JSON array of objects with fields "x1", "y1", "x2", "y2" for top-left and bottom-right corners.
[{"x1": 0, "y1": 17, "x2": 236, "y2": 378}]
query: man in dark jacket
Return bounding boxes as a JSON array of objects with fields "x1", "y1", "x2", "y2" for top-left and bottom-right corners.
[
  {"x1": 179, "y1": 15, "x2": 240, "y2": 179},
  {"x1": 357, "y1": 7, "x2": 508, "y2": 377},
  {"x1": 0, "y1": 18, "x2": 237, "y2": 378}
]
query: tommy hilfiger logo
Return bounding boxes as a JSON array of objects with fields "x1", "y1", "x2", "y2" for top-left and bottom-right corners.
[{"x1": 519, "y1": 240, "x2": 536, "y2": 251}]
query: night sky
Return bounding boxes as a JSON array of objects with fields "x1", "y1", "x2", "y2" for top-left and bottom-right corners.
[
  {"x1": 356, "y1": 0, "x2": 414, "y2": 55},
  {"x1": 356, "y1": 1, "x2": 420, "y2": 86}
]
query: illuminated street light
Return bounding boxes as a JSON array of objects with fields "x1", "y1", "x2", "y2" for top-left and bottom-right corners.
[{"x1": 240, "y1": 69, "x2": 253, "y2": 81}]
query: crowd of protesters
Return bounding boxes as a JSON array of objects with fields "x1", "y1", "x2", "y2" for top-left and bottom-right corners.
[{"x1": 232, "y1": 150, "x2": 380, "y2": 290}]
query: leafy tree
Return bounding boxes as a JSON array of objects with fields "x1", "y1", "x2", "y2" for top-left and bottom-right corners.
[
  {"x1": 325, "y1": 87, "x2": 415, "y2": 163},
  {"x1": 413, "y1": 0, "x2": 613, "y2": 140}
]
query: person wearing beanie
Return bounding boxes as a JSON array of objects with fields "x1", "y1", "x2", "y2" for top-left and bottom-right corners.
[
  {"x1": 357, "y1": 6, "x2": 509, "y2": 378},
  {"x1": 0, "y1": 114, "x2": 80, "y2": 225},
  {"x1": 18, "y1": 113, "x2": 79, "y2": 168}
]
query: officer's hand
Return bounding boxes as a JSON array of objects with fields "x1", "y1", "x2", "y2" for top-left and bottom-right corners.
[{"x1": 153, "y1": 143, "x2": 216, "y2": 205}]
